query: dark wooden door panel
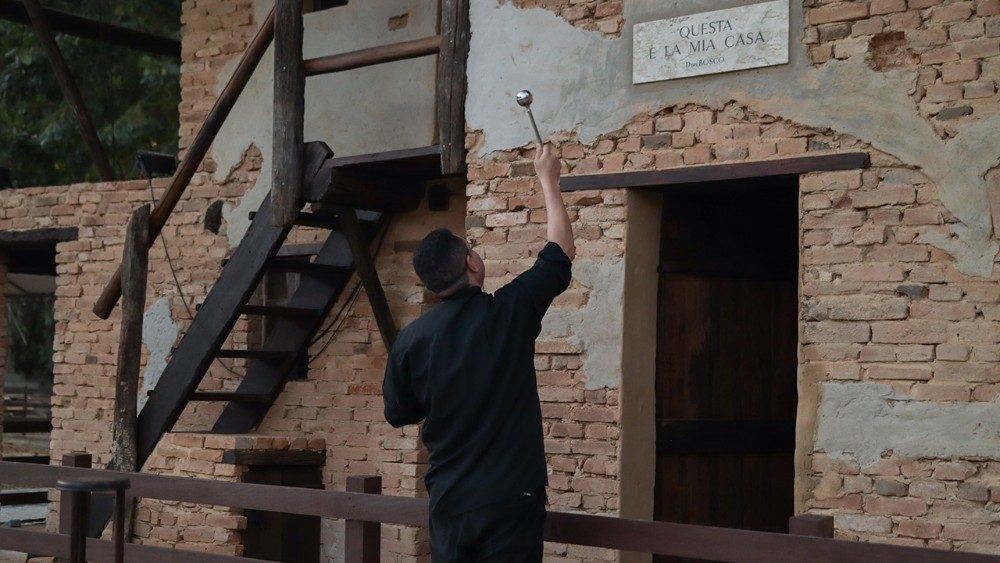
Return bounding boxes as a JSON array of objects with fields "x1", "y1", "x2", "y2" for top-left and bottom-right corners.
[{"x1": 654, "y1": 176, "x2": 799, "y2": 562}]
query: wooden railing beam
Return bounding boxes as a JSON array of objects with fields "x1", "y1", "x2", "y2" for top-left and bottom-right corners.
[
  {"x1": 92, "y1": 8, "x2": 276, "y2": 320},
  {"x1": 5, "y1": 461, "x2": 1000, "y2": 562},
  {"x1": 303, "y1": 35, "x2": 441, "y2": 76}
]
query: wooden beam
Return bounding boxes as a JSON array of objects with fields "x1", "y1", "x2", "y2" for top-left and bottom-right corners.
[
  {"x1": 0, "y1": 227, "x2": 78, "y2": 248},
  {"x1": 306, "y1": 165, "x2": 425, "y2": 212},
  {"x1": 0, "y1": 0, "x2": 180, "y2": 59},
  {"x1": 221, "y1": 449, "x2": 326, "y2": 467},
  {"x1": 22, "y1": 0, "x2": 114, "y2": 181},
  {"x1": 93, "y1": 8, "x2": 276, "y2": 320},
  {"x1": 561, "y1": 152, "x2": 871, "y2": 191},
  {"x1": 345, "y1": 476, "x2": 381, "y2": 563},
  {"x1": 336, "y1": 207, "x2": 396, "y2": 348},
  {"x1": 435, "y1": 0, "x2": 470, "y2": 175},
  {"x1": 109, "y1": 204, "x2": 148, "y2": 541},
  {"x1": 110, "y1": 205, "x2": 149, "y2": 474},
  {"x1": 303, "y1": 35, "x2": 441, "y2": 76},
  {"x1": 271, "y1": 0, "x2": 305, "y2": 228},
  {"x1": 8, "y1": 460, "x2": 1000, "y2": 562},
  {"x1": 0, "y1": 527, "x2": 270, "y2": 563}
]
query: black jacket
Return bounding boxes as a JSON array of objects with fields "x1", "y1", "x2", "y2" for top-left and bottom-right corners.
[{"x1": 383, "y1": 242, "x2": 572, "y2": 515}]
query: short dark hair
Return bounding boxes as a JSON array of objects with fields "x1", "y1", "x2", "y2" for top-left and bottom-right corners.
[{"x1": 413, "y1": 228, "x2": 469, "y2": 294}]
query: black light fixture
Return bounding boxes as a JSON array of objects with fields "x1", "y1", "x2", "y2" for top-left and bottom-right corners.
[
  {"x1": 0, "y1": 167, "x2": 11, "y2": 189},
  {"x1": 135, "y1": 151, "x2": 178, "y2": 179}
]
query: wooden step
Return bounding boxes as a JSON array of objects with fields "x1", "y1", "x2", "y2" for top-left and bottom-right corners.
[
  {"x1": 189, "y1": 391, "x2": 271, "y2": 403},
  {"x1": 295, "y1": 212, "x2": 340, "y2": 229},
  {"x1": 267, "y1": 261, "x2": 350, "y2": 277},
  {"x1": 212, "y1": 211, "x2": 387, "y2": 434},
  {"x1": 215, "y1": 349, "x2": 291, "y2": 361},
  {"x1": 277, "y1": 242, "x2": 324, "y2": 258},
  {"x1": 239, "y1": 304, "x2": 322, "y2": 320}
]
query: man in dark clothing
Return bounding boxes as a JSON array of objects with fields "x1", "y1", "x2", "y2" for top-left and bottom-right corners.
[{"x1": 383, "y1": 144, "x2": 574, "y2": 562}]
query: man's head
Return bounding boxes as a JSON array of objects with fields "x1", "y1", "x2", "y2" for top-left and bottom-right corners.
[{"x1": 413, "y1": 228, "x2": 485, "y2": 297}]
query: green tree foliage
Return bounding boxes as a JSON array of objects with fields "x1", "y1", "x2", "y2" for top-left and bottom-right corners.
[
  {"x1": 6, "y1": 294, "x2": 55, "y2": 394},
  {"x1": 0, "y1": 0, "x2": 180, "y2": 187}
]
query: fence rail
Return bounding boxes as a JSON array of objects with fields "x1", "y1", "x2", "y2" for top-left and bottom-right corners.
[{"x1": 0, "y1": 459, "x2": 998, "y2": 563}]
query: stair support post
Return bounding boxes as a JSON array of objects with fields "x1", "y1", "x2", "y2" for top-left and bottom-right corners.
[
  {"x1": 336, "y1": 207, "x2": 397, "y2": 348},
  {"x1": 271, "y1": 0, "x2": 305, "y2": 227},
  {"x1": 109, "y1": 204, "x2": 149, "y2": 541}
]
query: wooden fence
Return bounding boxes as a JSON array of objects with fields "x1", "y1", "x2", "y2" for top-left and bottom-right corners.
[{"x1": 1, "y1": 457, "x2": 999, "y2": 562}]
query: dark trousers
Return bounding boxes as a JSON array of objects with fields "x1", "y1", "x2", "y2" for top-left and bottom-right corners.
[{"x1": 430, "y1": 490, "x2": 546, "y2": 562}]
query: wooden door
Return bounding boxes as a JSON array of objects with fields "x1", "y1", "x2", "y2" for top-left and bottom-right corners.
[{"x1": 654, "y1": 177, "x2": 799, "y2": 549}]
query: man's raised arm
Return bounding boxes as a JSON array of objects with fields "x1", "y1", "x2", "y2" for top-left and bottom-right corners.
[{"x1": 534, "y1": 144, "x2": 576, "y2": 260}]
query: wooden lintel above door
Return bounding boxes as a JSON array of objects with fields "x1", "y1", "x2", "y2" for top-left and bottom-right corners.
[{"x1": 561, "y1": 152, "x2": 870, "y2": 192}]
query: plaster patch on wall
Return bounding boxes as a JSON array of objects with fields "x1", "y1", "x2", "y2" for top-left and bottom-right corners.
[
  {"x1": 467, "y1": 0, "x2": 1000, "y2": 276},
  {"x1": 817, "y1": 381, "x2": 1000, "y2": 467},
  {"x1": 213, "y1": 0, "x2": 438, "y2": 244},
  {"x1": 540, "y1": 258, "x2": 624, "y2": 389},
  {"x1": 138, "y1": 297, "x2": 180, "y2": 411}
]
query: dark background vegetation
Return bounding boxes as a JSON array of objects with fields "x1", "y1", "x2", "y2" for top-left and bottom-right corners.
[{"x1": 0, "y1": 0, "x2": 181, "y2": 187}]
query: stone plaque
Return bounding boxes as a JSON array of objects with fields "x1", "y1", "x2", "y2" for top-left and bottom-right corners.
[{"x1": 633, "y1": 1, "x2": 789, "y2": 84}]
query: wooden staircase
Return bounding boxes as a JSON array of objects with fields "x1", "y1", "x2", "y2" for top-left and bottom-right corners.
[
  {"x1": 88, "y1": 0, "x2": 469, "y2": 536},
  {"x1": 137, "y1": 141, "x2": 438, "y2": 464}
]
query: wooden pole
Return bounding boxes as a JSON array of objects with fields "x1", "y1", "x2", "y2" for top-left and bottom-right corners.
[
  {"x1": 109, "y1": 204, "x2": 149, "y2": 542},
  {"x1": 22, "y1": 0, "x2": 114, "y2": 181},
  {"x1": 336, "y1": 208, "x2": 397, "y2": 348},
  {"x1": 0, "y1": 0, "x2": 180, "y2": 59},
  {"x1": 271, "y1": 0, "x2": 305, "y2": 227},
  {"x1": 57, "y1": 453, "x2": 91, "y2": 563},
  {"x1": 435, "y1": 0, "x2": 471, "y2": 175},
  {"x1": 345, "y1": 476, "x2": 381, "y2": 563},
  {"x1": 303, "y1": 35, "x2": 441, "y2": 76},
  {"x1": 92, "y1": 8, "x2": 276, "y2": 320}
]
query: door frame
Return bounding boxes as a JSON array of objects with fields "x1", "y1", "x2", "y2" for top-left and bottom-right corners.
[{"x1": 610, "y1": 153, "x2": 870, "y2": 563}]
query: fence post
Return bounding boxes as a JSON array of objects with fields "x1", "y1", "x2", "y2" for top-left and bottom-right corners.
[
  {"x1": 789, "y1": 514, "x2": 834, "y2": 538},
  {"x1": 345, "y1": 475, "x2": 381, "y2": 563},
  {"x1": 58, "y1": 453, "x2": 92, "y2": 563}
]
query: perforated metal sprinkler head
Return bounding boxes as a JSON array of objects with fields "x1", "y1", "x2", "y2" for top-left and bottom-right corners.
[{"x1": 515, "y1": 90, "x2": 544, "y2": 146}]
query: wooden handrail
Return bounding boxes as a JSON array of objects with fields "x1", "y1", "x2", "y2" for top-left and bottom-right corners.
[
  {"x1": 92, "y1": 8, "x2": 277, "y2": 320},
  {"x1": 0, "y1": 527, "x2": 268, "y2": 562},
  {"x1": 303, "y1": 35, "x2": 441, "y2": 76},
  {"x1": 1, "y1": 461, "x2": 997, "y2": 562}
]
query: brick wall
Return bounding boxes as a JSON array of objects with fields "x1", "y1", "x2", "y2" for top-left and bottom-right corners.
[
  {"x1": 134, "y1": 433, "x2": 325, "y2": 556},
  {"x1": 804, "y1": 0, "x2": 999, "y2": 131},
  {"x1": 511, "y1": 0, "x2": 624, "y2": 35},
  {"x1": 2, "y1": 0, "x2": 994, "y2": 560}
]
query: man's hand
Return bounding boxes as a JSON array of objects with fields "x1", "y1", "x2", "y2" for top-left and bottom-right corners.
[
  {"x1": 533, "y1": 144, "x2": 561, "y2": 187},
  {"x1": 532, "y1": 143, "x2": 575, "y2": 260}
]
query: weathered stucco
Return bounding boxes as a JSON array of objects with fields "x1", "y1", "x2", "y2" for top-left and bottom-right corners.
[
  {"x1": 139, "y1": 297, "x2": 180, "y2": 410},
  {"x1": 540, "y1": 258, "x2": 625, "y2": 389},
  {"x1": 817, "y1": 381, "x2": 1000, "y2": 467},
  {"x1": 467, "y1": 0, "x2": 1000, "y2": 276},
  {"x1": 214, "y1": 1, "x2": 439, "y2": 245}
]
